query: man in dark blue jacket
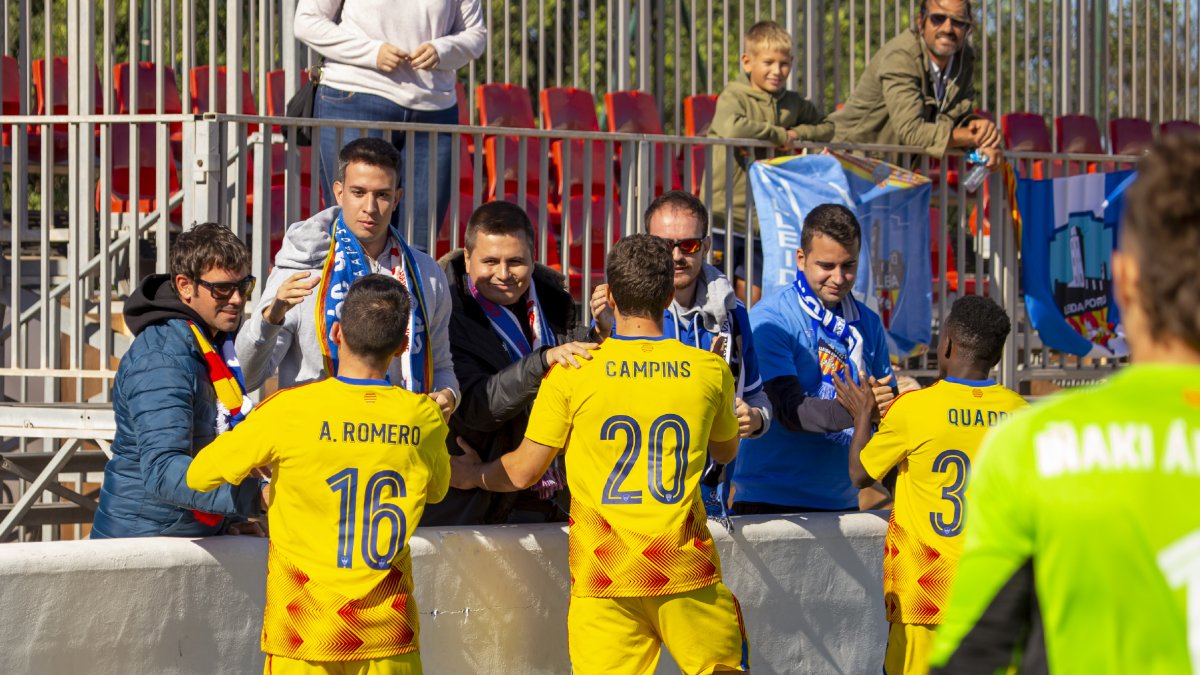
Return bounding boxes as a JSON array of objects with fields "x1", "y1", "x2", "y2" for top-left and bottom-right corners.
[{"x1": 92, "y1": 223, "x2": 266, "y2": 538}]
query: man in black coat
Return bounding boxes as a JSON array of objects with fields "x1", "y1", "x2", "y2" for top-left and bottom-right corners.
[{"x1": 423, "y1": 201, "x2": 595, "y2": 525}]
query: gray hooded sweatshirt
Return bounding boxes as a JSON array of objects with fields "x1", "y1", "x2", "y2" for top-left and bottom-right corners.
[{"x1": 235, "y1": 206, "x2": 459, "y2": 403}]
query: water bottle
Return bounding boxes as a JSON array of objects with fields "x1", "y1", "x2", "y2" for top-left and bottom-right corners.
[{"x1": 962, "y1": 149, "x2": 990, "y2": 192}]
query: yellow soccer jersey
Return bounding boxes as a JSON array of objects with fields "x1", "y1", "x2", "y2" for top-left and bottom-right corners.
[
  {"x1": 187, "y1": 376, "x2": 449, "y2": 662},
  {"x1": 525, "y1": 335, "x2": 739, "y2": 599},
  {"x1": 859, "y1": 377, "x2": 1027, "y2": 625}
]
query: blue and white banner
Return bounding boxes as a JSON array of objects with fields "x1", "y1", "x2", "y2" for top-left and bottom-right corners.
[
  {"x1": 750, "y1": 153, "x2": 933, "y2": 358},
  {"x1": 1016, "y1": 170, "x2": 1131, "y2": 358}
]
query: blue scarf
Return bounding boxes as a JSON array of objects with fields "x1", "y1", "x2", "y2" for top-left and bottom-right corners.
[
  {"x1": 315, "y1": 211, "x2": 432, "y2": 392},
  {"x1": 794, "y1": 271, "x2": 865, "y2": 444},
  {"x1": 467, "y1": 274, "x2": 564, "y2": 499},
  {"x1": 467, "y1": 275, "x2": 557, "y2": 360}
]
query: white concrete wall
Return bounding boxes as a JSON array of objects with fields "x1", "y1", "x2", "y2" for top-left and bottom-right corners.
[{"x1": 0, "y1": 514, "x2": 888, "y2": 674}]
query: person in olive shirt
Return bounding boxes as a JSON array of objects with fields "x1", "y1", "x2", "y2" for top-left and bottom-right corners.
[{"x1": 829, "y1": 0, "x2": 1002, "y2": 168}]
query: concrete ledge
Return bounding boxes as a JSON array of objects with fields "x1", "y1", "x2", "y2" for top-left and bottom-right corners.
[{"x1": 0, "y1": 513, "x2": 888, "y2": 674}]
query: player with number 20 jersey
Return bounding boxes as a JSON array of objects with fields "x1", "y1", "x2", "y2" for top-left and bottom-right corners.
[{"x1": 525, "y1": 333, "x2": 749, "y2": 674}]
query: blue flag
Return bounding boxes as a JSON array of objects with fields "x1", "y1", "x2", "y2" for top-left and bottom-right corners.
[
  {"x1": 1017, "y1": 170, "x2": 1131, "y2": 358},
  {"x1": 750, "y1": 153, "x2": 933, "y2": 359}
]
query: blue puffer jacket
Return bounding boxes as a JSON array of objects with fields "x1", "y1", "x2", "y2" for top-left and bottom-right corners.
[{"x1": 91, "y1": 275, "x2": 263, "y2": 538}]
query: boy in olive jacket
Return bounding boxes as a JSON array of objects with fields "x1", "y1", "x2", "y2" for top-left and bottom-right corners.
[{"x1": 706, "y1": 20, "x2": 833, "y2": 302}]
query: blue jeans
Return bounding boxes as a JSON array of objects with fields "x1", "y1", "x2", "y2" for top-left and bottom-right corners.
[{"x1": 315, "y1": 85, "x2": 456, "y2": 253}]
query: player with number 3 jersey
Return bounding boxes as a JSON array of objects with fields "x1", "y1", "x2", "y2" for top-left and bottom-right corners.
[
  {"x1": 450, "y1": 235, "x2": 749, "y2": 675},
  {"x1": 189, "y1": 276, "x2": 449, "y2": 675},
  {"x1": 929, "y1": 136, "x2": 1200, "y2": 673},
  {"x1": 838, "y1": 295, "x2": 1027, "y2": 675}
]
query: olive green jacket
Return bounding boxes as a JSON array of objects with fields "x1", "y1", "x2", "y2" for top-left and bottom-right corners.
[
  {"x1": 706, "y1": 73, "x2": 833, "y2": 230},
  {"x1": 828, "y1": 30, "x2": 979, "y2": 158}
]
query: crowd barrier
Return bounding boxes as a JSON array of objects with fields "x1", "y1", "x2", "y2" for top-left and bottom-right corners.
[{"x1": 0, "y1": 513, "x2": 889, "y2": 674}]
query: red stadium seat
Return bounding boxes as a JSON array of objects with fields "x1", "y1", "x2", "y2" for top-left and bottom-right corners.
[
  {"x1": 1159, "y1": 119, "x2": 1200, "y2": 137},
  {"x1": 99, "y1": 123, "x2": 182, "y2": 217},
  {"x1": 604, "y1": 90, "x2": 680, "y2": 194},
  {"x1": 1109, "y1": 117, "x2": 1153, "y2": 156},
  {"x1": 114, "y1": 62, "x2": 185, "y2": 160},
  {"x1": 31, "y1": 57, "x2": 104, "y2": 159},
  {"x1": 476, "y1": 83, "x2": 546, "y2": 201},
  {"x1": 1002, "y1": 112, "x2": 1050, "y2": 179},
  {"x1": 539, "y1": 87, "x2": 618, "y2": 276},
  {"x1": 1055, "y1": 114, "x2": 1103, "y2": 174},
  {"x1": 683, "y1": 94, "x2": 718, "y2": 194},
  {"x1": 0, "y1": 56, "x2": 36, "y2": 155},
  {"x1": 189, "y1": 66, "x2": 256, "y2": 115}
]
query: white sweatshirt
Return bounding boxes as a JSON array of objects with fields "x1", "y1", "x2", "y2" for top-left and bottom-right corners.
[{"x1": 294, "y1": 0, "x2": 485, "y2": 111}]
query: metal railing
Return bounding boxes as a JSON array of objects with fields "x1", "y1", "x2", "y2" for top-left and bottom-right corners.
[{"x1": 0, "y1": 111, "x2": 1139, "y2": 541}]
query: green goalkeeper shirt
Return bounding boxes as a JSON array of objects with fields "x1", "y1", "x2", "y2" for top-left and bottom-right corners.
[{"x1": 930, "y1": 364, "x2": 1200, "y2": 674}]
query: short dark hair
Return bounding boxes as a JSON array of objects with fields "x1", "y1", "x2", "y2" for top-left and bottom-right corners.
[
  {"x1": 1123, "y1": 133, "x2": 1200, "y2": 351},
  {"x1": 170, "y1": 222, "x2": 250, "y2": 280},
  {"x1": 943, "y1": 295, "x2": 1010, "y2": 368},
  {"x1": 336, "y1": 137, "x2": 401, "y2": 186},
  {"x1": 339, "y1": 275, "x2": 412, "y2": 363},
  {"x1": 801, "y1": 204, "x2": 861, "y2": 253},
  {"x1": 606, "y1": 234, "x2": 674, "y2": 320},
  {"x1": 464, "y1": 201, "x2": 536, "y2": 253},
  {"x1": 644, "y1": 190, "x2": 709, "y2": 237}
]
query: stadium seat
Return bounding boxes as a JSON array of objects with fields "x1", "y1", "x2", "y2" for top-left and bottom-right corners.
[
  {"x1": 1159, "y1": 119, "x2": 1200, "y2": 137},
  {"x1": 31, "y1": 57, "x2": 104, "y2": 159},
  {"x1": 1109, "y1": 117, "x2": 1153, "y2": 156},
  {"x1": 189, "y1": 66, "x2": 256, "y2": 115},
  {"x1": 540, "y1": 86, "x2": 618, "y2": 263},
  {"x1": 0, "y1": 56, "x2": 38, "y2": 155},
  {"x1": 476, "y1": 83, "x2": 547, "y2": 202},
  {"x1": 1002, "y1": 112, "x2": 1050, "y2": 179},
  {"x1": 99, "y1": 123, "x2": 182, "y2": 217},
  {"x1": 683, "y1": 94, "x2": 718, "y2": 194},
  {"x1": 1055, "y1": 114, "x2": 1103, "y2": 174},
  {"x1": 114, "y1": 62, "x2": 184, "y2": 158},
  {"x1": 603, "y1": 90, "x2": 680, "y2": 195}
]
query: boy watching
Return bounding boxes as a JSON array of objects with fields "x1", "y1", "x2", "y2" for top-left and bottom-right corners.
[
  {"x1": 834, "y1": 295, "x2": 1027, "y2": 675},
  {"x1": 187, "y1": 275, "x2": 449, "y2": 674},
  {"x1": 707, "y1": 20, "x2": 834, "y2": 303},
  {"x1": 450, "y1": 234, "x2": 750, "y2": 674}
]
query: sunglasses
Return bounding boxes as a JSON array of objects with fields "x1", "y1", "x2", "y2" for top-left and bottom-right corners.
[
  {"x1": 661, "y1": 237, "x2": 707, "y2": 254},
  {"x1": 927, "y1": 12, "x2": 972, "y2": 31},
  {"x1": 196, "y1": 275, "x2": 256, "y2": 300}
]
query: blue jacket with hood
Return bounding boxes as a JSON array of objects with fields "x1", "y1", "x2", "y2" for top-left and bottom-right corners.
[{"x1": 91, "y1": 274, "x2": 264, "y2": 538}]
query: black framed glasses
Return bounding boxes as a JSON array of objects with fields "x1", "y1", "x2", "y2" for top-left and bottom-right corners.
[
  {"x1": 661, "y1": 237, "x2": 707, "y2": 254},
  {"x1": 196, "y1": 275, "x2": 256, "y2": 300},
  {"x1": 928, "y1": 12, "x2": 972, "y2": 31}
]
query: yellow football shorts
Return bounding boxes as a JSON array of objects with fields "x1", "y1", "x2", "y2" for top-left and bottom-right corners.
[
  {"x1": 264, "y1": 651, "x2": 422, "y2": 675},
  {"x1": 883, "y1": 622, "x2": 937, "y2": 675},
  {"x1": 568, "y1": 581, "x2": 750, "y2": 675}
]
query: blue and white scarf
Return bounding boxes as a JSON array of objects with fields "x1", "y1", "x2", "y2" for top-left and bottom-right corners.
[
  {"x1": 467, "y1": 274, "x2": 557, "y2": 360},
  {"x1": 467, "y1": 275, "x2": 564, "y2": 498},
  {"x1": 316, "y1": 211, "x2": 432, "y2": 392},
  {"x1": 794, "y1": 270, "x2": 865, "y2": 444}
]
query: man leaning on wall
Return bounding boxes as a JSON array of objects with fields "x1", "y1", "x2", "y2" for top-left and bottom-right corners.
[
  {"x1": 92, "y1": 223, "x2": 266, "y2": 539},
  {"x1": 828, "y1": 0, "x2": 1003, "y2": 170}
]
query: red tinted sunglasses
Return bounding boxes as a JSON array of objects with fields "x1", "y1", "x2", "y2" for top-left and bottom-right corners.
[{"x1": 661, "y1": 237, "x2": 706, "y2": 254}]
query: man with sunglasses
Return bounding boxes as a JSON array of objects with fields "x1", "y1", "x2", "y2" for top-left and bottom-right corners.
[
  {"x1": 591, "y1": 191, "x2": 771, "y2": 519},
  {"x1": 829, "y1": 0, "x2": 1003, "y2": 169},
  {"x1": 92, "y1": 223, "x2": 267, "y2": 539}
]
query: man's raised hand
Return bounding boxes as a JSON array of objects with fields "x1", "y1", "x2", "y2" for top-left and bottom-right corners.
[{"x1": 264, "y1": 271, "x2": 319, "y2": 325}]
